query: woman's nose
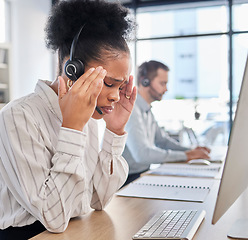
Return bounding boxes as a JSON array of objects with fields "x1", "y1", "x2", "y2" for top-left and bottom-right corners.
[{"x1": 108, "y1": 88, "x2": 120, "y2": 102}]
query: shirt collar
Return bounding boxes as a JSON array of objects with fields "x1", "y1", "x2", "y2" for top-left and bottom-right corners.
[
  {"x1": 35, "y1": 80, "x2": 62, "y2": 122},
  {"x1": 136, "y1": 93, "x2": 151, "y2": 113}
]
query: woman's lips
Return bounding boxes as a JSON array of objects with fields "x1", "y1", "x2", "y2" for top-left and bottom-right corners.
[{"x1": 101, "y1": 106, "x2": 114, "y2": 114}]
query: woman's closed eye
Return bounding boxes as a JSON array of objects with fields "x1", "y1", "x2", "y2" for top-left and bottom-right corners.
[
  {"x1": 104, "y1": 82, "x2": 123, "y2": 90},
  {"x1": 104, "y1": 81, "x2": 113, "y2": 87}
]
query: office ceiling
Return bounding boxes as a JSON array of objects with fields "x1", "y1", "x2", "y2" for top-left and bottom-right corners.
[
  {"x1": 52, "y1": 0, "x2": 226, "y2": 6},
  {"x1": 52, "y1": 0, "x2": 247, "y2": 8}
]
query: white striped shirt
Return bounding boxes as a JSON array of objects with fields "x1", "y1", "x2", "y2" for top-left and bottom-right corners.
[{"x1": 0, "y1": 80, "x2": 128, "y2": 232}]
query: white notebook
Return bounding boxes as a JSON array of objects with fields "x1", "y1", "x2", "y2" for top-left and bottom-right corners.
[
  {"x1": 147, "y1": 163, "x2": 222, "y2": 178},
  {"x1": 117, "y1": 175, "x2": 213, "y2": 202}
]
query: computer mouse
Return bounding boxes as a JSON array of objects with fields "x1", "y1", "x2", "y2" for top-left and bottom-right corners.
[{"x1": 188, "y1": 159, "x2": 211, "y2": 165}]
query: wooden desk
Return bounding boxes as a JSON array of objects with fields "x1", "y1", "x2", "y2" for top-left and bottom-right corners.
[{"x1": 31, "y1": 177, "x2": 248, "y2": 240}]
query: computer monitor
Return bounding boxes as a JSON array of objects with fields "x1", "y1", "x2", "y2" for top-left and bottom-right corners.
[{"x1": 212, "y1": 54, "x2": 248, "y2": 239}]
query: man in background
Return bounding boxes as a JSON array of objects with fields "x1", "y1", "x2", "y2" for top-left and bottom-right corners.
[{"x1": 123, "y1": 60, "x2": 210, "y2": 186}]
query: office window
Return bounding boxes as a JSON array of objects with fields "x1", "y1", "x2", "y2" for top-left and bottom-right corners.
[
  {"x1": 137, "y1": 36, "x2": 228, "y2": 100},
  {"x1": 233, "y1": 2, "x2": 248, "y2": 31},
  {"x1": 233, "y1": 33, "x2": 248, "y2": 100},
  {"x1": 137, "y1": 5, "x2": 228, "y2": 39},
  {"x1": 133, "y1": 1, "x2": 246, "y2": 146}
]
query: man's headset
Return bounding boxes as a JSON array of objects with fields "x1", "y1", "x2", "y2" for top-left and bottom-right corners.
[
  {"x1": 64, "y1": 24, "x2": 103, "y2": 115},
  {"x1": 140, "y1": 62, "x2": 150, "y2": 87},
  {"x1": 140, "y1": 62, "x2": 164, "y2": 99}
]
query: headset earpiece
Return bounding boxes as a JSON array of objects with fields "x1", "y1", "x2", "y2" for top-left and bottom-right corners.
[
  {"x1": 141, "y1": 78, "x2": 150, "y2": 87},
  {"x1": 64, "y1": 24, "x2": 86, "y2": 82},
  {"x1": 140, "y1": 62, "x2": 150, "y2": 87},
  {"x1": 64, "y1": 58, "x2": 84, "y2": 81}
]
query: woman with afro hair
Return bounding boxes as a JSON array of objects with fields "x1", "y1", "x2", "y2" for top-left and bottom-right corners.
[{"x1": 0, "y1": 0, "x2": 136, "y2": 238}]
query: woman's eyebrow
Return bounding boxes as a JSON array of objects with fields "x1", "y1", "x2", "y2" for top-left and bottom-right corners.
[{"x1": 107, "y1": 76, "x2": 128, "y2": 84}]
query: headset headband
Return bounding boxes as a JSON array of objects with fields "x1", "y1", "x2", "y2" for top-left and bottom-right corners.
[{"x1": 70, "y1": 23, "x2": 86, "y2": 61}]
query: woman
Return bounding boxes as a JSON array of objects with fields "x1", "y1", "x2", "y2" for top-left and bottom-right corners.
[{"x1": 0, "y1": 0, "x2": 136, "y2": 239}]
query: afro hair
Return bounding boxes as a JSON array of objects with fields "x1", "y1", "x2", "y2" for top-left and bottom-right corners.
[{"x1": 45, "y1": 0, "x2": 136, "y2": 52}]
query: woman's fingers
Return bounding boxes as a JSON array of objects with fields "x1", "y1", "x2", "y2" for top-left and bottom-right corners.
[
  {"x1": 67, "y1": 66, "x2": 106, "y2": 103},
  {"x1": 81, "y1": 67, "x2": 106, "y2": 107},
  {"x1": 127, "y1": 75, "x2": 137, "y2": 104},
  {"x1": 58, "y1": 76, "x2": 67, "y2": 100},
  {"x1": 76, "y1": 66, "x2": 106, "y2": 92},
  {"x1": 90, "y1": 78, "x2": 104, "y2": 104},
  {"x1": 124, "y1": 75, "x2": 133, "y2": 99},
  {"x1": 70, "y1": 67, "x2": 95, "y2": 90},
  {"x1": 84, "y1": 67, "x2": 107, "y2": 93},
  {"x1": 129, "y1": 86, "x2": 137, "y2": 104}
]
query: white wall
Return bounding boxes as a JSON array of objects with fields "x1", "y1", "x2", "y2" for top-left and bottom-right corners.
[{"x1": 10, "y1": 0, "x2": 53, "y2": 99}]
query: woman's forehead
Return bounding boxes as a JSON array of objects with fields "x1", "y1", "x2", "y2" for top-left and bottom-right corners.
[
  {"x1": 105, "y1": 76, "x2": 129, "y2": 84},
  {"x1": 89, "y1": 54, "x2": 131, "y2": 80}
]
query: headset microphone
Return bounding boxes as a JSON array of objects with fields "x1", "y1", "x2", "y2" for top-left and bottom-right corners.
[
  {"x1": 64, "y1": 24, "x2": 103, "y2": 115},
  {"x1": 95, "y1": 106, "x2": 103, "y2": 115}
]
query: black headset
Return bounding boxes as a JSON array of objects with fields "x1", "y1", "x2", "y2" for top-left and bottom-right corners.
[
  {"x1": 64, "y1": 24, "x2": 86, "y2": 81},
  {"x1": 141, "y1": 62, "x2": 150, "y2": 87},
  {"x1": 64, "y1": 24, "x2": 103, "y2": 115}
]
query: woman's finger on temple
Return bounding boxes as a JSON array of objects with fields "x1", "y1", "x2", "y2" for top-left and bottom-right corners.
[
  {"x1": 78, "y1": 66, "x2": 105, "y2": 91},
  {"x1": 71, "y1": 67, "x2": 95, "y2": 90},
  {"x1": 125, "y1": 75, "x2": 133, "y2": 98}
]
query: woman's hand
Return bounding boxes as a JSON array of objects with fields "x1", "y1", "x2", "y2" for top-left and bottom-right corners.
[
  {"x1": 58, "y1": 67, "x2": 106, "y2": 131},
  {"x1": 103, "y1": 75, "x2": 137, "y2": 135}
]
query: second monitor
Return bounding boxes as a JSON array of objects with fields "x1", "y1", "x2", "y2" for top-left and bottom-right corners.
[{"x1": 212, "y1": 54, "x2": 248, "y2": 238}]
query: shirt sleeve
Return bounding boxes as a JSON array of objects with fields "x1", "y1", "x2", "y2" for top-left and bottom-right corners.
[
  {"x1": 90, "y1": 128, "x2": 128, "y2": 210},
  {"x1": 125, "y1": 106, "x2": 189, "y2": 165},
  {"x1": 154, "y1": 118, "x2": 190, "y2": 152},
  {"x1": 0, "y1": 106, "x2": 93, "y2": 232}
]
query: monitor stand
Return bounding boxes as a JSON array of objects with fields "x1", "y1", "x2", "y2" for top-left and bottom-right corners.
[{"x1": 228, "y1": 219, "x2": 248, "y2": 239}]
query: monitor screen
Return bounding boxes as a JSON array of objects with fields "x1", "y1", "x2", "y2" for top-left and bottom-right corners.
[{"x1": 212, "y1": 54, "x2": 248, "y2": 238}]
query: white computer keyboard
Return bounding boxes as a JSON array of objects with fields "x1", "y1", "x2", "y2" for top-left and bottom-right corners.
[{"x1": 133, "y1": 209, "x2": 206, "y2": 240}]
